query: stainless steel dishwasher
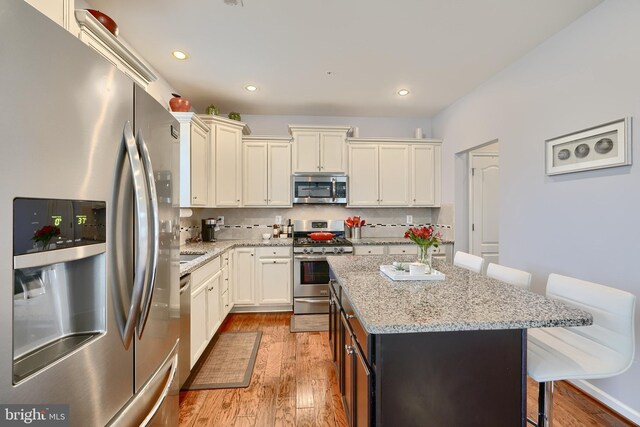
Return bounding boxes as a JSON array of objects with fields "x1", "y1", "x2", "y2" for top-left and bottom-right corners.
[{"x1": 178, "y1": 274, "x2": 191, "y2": 389}]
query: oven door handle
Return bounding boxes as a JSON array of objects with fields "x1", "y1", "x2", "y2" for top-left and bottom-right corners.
[
  {"x1": 294, "y1": 255, "x2": 328, "y2": 261},
  {"x1": 296, "y1": 298, "x2": 330, "y2": 303}
]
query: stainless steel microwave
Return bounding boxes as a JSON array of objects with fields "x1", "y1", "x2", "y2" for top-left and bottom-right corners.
[{"x1": 293, "y1": 174, "x2": 347, "y2": 204}]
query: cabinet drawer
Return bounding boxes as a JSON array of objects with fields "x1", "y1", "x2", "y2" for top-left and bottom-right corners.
[
  {"x1": 387, "y1": 245, "x2": 418, "y2": 255},
  {"x1": 256, "y1": 246, "x2": 291, "y2": 258},
  {"x1": 354, "y1": 246, "x2": 385, "y2": 256},
  {"x1": 191, "y1": 256, "x2": 221, "y2": 285}
]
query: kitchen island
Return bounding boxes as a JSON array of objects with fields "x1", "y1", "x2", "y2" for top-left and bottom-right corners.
[{"x1": 327, "y1": 255, "x2": 592, "y2": 427}]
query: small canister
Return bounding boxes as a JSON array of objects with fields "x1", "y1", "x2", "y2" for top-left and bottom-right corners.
[{"x1": 353, "y1": 227, "x2": 361, "y2": 239}]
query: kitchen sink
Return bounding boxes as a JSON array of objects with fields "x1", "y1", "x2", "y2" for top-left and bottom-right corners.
[{"x1": 180, "y1": 253, "x2": 205, "y2": 264}]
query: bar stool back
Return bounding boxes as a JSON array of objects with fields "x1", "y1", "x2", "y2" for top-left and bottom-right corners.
[
  {"x1": 453, "y1": 251, "x2": 485, "y2": 274},
  {"x1": 527, "y1": 273, "x2": 635, "y2": 426},
  {"x1": 486, "y1": 263, "x2": 532, "y2": 290}
]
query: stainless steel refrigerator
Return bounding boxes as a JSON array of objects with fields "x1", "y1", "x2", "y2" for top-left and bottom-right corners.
[{"x1": 0, "y1": 2, "x2": 180, "y2": 425}]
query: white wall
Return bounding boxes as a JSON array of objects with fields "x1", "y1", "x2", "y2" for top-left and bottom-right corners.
[
  {"x1": 432, "y1": 0, "x2": 640, "y2": 421},
  {"x1": 242, "y1": 114, "x2": 431, "y2": 139}
]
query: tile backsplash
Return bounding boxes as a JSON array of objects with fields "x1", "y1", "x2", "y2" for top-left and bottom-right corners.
[{"x1": 180, "y1": 204, "x2": 454, "y2": 244}]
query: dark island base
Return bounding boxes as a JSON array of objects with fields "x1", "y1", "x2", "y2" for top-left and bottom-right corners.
[{"x1": 375, "y1": 328, "x2": 526, "y2": 427}]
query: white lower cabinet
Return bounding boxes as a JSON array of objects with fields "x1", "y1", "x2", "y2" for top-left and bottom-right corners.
[
  {"x1": 353, "y1": 245, "x2": 385, "y2": 256},
  {"x1": 190, "y1": 281, "x2": 208, "y2": 369},
  {"x1": 387, "y1": 245, "x2": 419, "y2": 255},
  {"x1": 206, "y1": 270, "x2": 223, "y2": 340},
  {"x1": 257, "y1": 257, "x2": 292, "y2": 305},
  {"x1": 233, "y1": 248, "x2": 256, "y2": 305},
  {"x1": 232, "y1": 246, "x2": 293, "y2": 310},
  {"x1": 189, "y1": 256, "x2": 224, "y2": 369}
]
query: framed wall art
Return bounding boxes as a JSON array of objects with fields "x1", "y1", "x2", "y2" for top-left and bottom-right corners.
[{"x1": 545, "y1": 117, "x2": 632, "y2": 175}]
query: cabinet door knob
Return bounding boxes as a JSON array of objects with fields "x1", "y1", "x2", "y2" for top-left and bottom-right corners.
[
  {"x1": 414, "y1": 199, "x2": 416, "y2": 202},
  {"x1": 345, "y1": 345, "x2": 354, "y2": 355},
  {"x1": 193, "y1": 196, "x2": 197, "y2": 199},
  {"x1": 346, "y1": 314, "x2": 355, "y2": 319},
  {"x1": 273, "y1": 260, "x2": 277, "y2": 264},
  {"x1": 237, "y1": 199, "x2": 240, "y2": 202}
]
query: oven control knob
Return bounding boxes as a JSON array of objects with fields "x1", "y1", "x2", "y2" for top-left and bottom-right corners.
[
  {"x1": 303, "y1": 248, "x2": 310, "y2": 254},
  {"x1": 333, "y1": 247, "x2": 339, "y2": 253},
  {"x1": 321, "y1": 247, "x2": 327, "y2": 254},
  {"x1": 338, "y1": 247, "x2": 344, "y2": 253}
]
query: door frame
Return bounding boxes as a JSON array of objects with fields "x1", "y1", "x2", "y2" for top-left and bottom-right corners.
[{"x1": 468, "y1": 148, "x2": 499, "y2": 258}]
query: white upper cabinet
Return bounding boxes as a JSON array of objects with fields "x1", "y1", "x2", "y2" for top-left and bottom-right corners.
[
  {"x1": 199, "y1": 115, "x2": 250, "y2": 208},
  {"x1": 347, "y1": 138, "x2": 442, "y2": 207},
  {"x1": 75, "y1": 10, "x2": 156, "y2": 89},
  {"x1": 243, "y1": 142, "x2": 268, "y2": 206},
  {"x1": 348, "y1": 144, "x2": 379, "y2": 206},
  {"x1": 268, "y1": 142, "x2": 293, "y2": 206},
  {"x1": 243, "y1": 136, "x2": 292, "y2": 207},
  {"x1": 174, "y1": 113, "x2": 209, "y2": 207},
  {"x1": 379, "y1": 145, "x2": 410, "y2": 206},
  {"x1": 289, "y1": 125, "x2": 351, "y2": 173},
  {"x1": 411, "y1": 144, "x2": 441, "y2": 206}
]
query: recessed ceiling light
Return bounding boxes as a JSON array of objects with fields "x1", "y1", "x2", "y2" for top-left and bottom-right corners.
[
  {"x1": 397, "y1": 89, "x2": 410, "y2": 96},
  {"x1": 245, "y1": 85, "x2": 257, "y2": 92},
  {"x1": 172, "y1": 50, "x2": 188, "y2": 60}
]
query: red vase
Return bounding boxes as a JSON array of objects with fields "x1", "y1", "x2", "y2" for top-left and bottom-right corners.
[{"x1": 169, "y1": 93, "x2": 191, "y2": 112}]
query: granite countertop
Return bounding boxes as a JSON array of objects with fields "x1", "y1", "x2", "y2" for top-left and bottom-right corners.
[
  {"x1": 327, "y1": 255, "x2": 593, "y2": 334},
  {"x1": 180, "y1": 238, "x2": 292, "y2": 276},
  {"x1": 348, "y1": 237, "x2": 454, "y2": 245}
]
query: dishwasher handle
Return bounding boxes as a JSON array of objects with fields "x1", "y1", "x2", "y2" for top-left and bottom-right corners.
[{"x1": 179, "y1": 275, "x2": 191, "y2": 295}]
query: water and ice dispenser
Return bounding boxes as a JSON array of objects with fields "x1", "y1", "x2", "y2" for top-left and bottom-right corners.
[{"x1": 12, "y1": 198, "x2": 106, "y2": 383}]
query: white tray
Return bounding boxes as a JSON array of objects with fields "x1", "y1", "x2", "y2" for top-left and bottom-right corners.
[{"x1": 380, "y1": 265, "x2": 446, "y2": 281}]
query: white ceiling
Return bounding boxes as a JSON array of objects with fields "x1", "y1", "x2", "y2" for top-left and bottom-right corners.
[{"x1": 88, "y1": 0, "x2": 601, "y2": 117}]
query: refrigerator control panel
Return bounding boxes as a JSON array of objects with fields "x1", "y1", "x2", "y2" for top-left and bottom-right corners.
[{"x1": 13, "y1": 198, "x2": 106, "y2": 255}]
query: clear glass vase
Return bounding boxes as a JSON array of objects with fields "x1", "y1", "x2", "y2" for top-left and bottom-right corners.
[{"x1": 418, "y1": 245, "x2": 432, "y2": 273}]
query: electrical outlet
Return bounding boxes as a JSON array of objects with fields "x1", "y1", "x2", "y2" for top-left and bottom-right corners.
[
  {"x1": 217, "y1": 216, "x2": 224, "y2": 226},
  {"x1": 406, "y1": 215, "x2": 413, "y2": 225},
  {"x1": 275, "y1": 215, "x2": 282, "y2": 225}
]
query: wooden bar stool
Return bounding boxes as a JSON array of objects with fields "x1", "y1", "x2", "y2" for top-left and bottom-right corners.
[
  {"x1": 453, "y1": 251, "x2": 485, "y2": 273},
  {"x1": 527, "y1": 273, "x2": 635, "y2": 426},
  {"x1": 486, "y1": 262, "x2": 532, "y2": 290}
]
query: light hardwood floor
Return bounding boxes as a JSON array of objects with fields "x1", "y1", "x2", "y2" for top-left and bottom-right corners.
[{"x1": 180, "y1": 313, "x2": 634, "y2": 427}]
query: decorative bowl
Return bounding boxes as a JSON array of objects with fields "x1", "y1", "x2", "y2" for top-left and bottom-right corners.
[{"x1": 86, "y1": 9, "x2": 119, "y2": 37}]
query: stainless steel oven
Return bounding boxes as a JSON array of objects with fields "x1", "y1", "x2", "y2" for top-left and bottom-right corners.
[
  {"x1": 293, "y1": 220, "x2": 352, "y2": 314},
  {"x1": 293, "y1": 174, "x2": 347, "y2": 204}
]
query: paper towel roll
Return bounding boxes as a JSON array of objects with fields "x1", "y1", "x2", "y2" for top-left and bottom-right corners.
[{"x1": 415, "y1": 128, "x2": 423, "y2": 139}]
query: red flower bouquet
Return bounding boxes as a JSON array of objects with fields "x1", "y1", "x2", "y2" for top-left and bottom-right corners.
[
  {"x1": 404, "y1": 226, "x2": 442, "y2": 271},
  {"x1": 32, "y1": 225, "x2": 61, "y2": 250}
]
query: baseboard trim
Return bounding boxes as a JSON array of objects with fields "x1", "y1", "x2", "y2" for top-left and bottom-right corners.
[
  {"x1": 231, "y1": 305, "x2": 292, "y2": 313},
  {"x1": 569, "y1": 379, "x2": 640, "y2": 425}
]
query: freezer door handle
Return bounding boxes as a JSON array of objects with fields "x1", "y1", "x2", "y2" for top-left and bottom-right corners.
[
  {"x1": 139, "y1": 352, "x2": 178, "y2": 426},
  {"x1": 111, "y1": 121, "x2": 149, "y2": 349},
  {"x1": 136, "y1": 129, "x2": 159, "y2": 338}
]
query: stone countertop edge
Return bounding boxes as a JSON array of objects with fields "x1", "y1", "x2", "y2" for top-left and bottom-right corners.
[
  {"x1": 180, "y1": 239, "x2": 293, "y2": 276},
  {"x1": 327, "y1": 255, "x2": 593, "y2": 335},
  {"x1": 348, "y1": 237, "x2": 454, "y2": 245}
]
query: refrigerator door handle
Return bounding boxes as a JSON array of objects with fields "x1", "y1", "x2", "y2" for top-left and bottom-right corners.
[
  {"x1": 139, "y1": 353, "x2": 178, "y2": 426},
  {"x1": 116, "y1": 121, "x2": 150, "y2": 348},
  {"x1": 136, "y1": 129, "x2": 159, "y2": 338}
]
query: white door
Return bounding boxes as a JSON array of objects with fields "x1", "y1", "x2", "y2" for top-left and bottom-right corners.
[
  {"x1": 292, "y1": 131, "x2": 320, "y2": 173},
  {"x1": 268, "y1": 143, "x2": 292, "y2": 206},
  {"x1": 190, "y1": 282, "x2": 208, "y2": 368},
  {"x1": 348, "y1": 144, "x2": 379, "y2": 206},
  {"x1": 206, "y1": 271, "x2": 222, "y2": 339},
  {"x1": 320, "y1": 131, "x2": 346, "y2": 173},
  {"x1": 411, "y1": 145, "x2": 438, "y2": 206},
  {"x1": 470, "y1": 154, "x2": 499, "y2": 265},
  {"x1": 190, "y1": 124, "x2": 208, "y2": 206},
  {"x1": 243, "y1": 142, "x2": 268, "y2": 206},
  {"x1": 379, "y1": 145, "x2": 409, "y2": 206},
  {"x1": 257, "y1": 258, "x2": 292, "y2": 305},
  {"x1": 215, "y1": 123, "x2": 242, "y2": 206},
  {"x1": 233, "y1": 248, "x2": 255, "y2": 305}
]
